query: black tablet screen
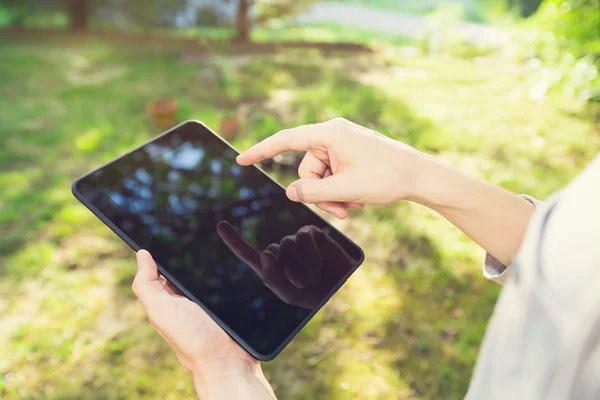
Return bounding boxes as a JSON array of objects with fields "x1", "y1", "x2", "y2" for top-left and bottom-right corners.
[{"x1": 74, "y1": 121, "x2": 363, "y2": 356}]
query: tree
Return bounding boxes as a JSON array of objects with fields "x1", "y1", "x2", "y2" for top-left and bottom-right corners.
[
  {"x1": 530, "y1": 0, "x2": 600, "y2": 56},
  {"x1": 508, "y1": 0, "x2": 545, "y2": 17},
  {"x1": 231, "y1": 0, "x2": 316, "y2": 42},
  {"x1": 2, "y1": 0, "x2": 91, "y2": 32},
  {"x1": 2, "y1": 0, "x2": 46, "y2": 29},
  {"x1": 3, "y1": 0, "x2": 25, "y2": 29},
  {"x1": 120, "y1": 0, "x2": 190, "y2": 31},
  {"x1": 235, "y1": 0, "x2": 252, "y2": 42},
  {"x1": 67, "y1": 0, "x2": 89, "y2": 31}
]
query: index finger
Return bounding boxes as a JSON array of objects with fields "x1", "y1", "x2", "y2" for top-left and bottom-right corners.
[
  {"x1": 236, "y1": 124, "x2": 327, "y2": 166},
  {"x1": 216, "y1": 221, "x2": 263, "y2": 276}
]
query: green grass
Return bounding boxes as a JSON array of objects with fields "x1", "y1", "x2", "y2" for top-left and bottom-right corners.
[
  {"x1": 0, "y1": 31, "x2": 598, "y2": 400},
  {"x1": 255, "y1": 23, "x2": 412, "y2": 46},
  {"x1": 175, "y1": 24, "x2": 412, "y2": 47}
]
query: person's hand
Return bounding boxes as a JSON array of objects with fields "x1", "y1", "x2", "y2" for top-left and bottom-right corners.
[
  {"x1": 132, "y1": 250, "x2": 275, "y2": 399},
  {"x1": 216, "y1": 222, "x2": 356, "y2": 309},
  {"x1": 236, "y1": 118, "x2": 434, "y2": 218}
]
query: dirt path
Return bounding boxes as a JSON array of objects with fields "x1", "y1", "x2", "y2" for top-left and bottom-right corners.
[{"x1": 294, "y1": 1, "x2": 508, "y2": 47}]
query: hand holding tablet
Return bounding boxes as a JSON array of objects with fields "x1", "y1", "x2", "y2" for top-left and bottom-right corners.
[{"x1": 72, "y1": 120, "x2": 364, "y2": 360}]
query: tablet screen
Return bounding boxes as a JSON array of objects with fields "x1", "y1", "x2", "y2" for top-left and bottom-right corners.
[{"x1": 74, "y1": 121, "x2": 363, "y2": 357}]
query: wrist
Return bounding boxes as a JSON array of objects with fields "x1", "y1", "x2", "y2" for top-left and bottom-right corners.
[
  {"x1": 192, "y1": 359, "x2": 274, "y2": 399},
  {"x1": 192, "y1": 357, "x2": 257, "y2": 382},
  {"x1": 406, "y1": 155, "x2": 474, "y2": 211}
]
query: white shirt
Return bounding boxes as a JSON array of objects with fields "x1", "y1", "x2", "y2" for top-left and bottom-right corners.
[{"x1": 467, "y1": 155, "x2": 600, "y2": 399}]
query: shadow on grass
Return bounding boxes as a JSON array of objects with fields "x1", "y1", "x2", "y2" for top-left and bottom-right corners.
[{"x1": 360, "y1": 207, "x2": 498, "y2": 399}]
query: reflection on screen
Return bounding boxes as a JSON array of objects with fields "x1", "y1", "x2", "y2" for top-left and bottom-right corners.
[{"x1": 78, "y1": 122, "x2": 362, "y2": 355}]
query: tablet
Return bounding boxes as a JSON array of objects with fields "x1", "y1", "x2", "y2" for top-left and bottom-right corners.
[{"x1": 72, "y1": 120, "x2": 364, "y2": 360}]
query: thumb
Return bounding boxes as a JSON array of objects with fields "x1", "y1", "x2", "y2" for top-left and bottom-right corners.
[
  {"x1": 133, "y1": 250, "x2": 163, "y2": 300},
  {"x1": 287, "y1": 174, "x2": 353, "y2": 204}
]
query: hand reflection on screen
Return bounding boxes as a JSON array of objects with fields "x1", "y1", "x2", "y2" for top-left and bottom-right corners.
[{"x1": 216, "y1": 221, "x2": 356, "y2": 309}]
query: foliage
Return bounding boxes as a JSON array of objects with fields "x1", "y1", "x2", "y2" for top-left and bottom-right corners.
[
  {"x1": 508, "y1": 0, "x2": 544, "y2": 16},
  {"x1": 528, "y1": 0, "x2": 599, "y2": 57},
  {"x1": 195, "y1": 5, "x2": 227, "y2": 27},
  {"x1": 418, "y1": 4, "x2": 492, "y2": 58},
  {"x1": 0, "y1": 0, "x2": 190, "y2": 31},
  {"x1": 213, "y1": 58, "x2": 244, "y2": 114},
  {"x1": 117, "y1": 0, "x2": 189, "y2": 30},
  {"x1": 419, "y1": 4, "x2": 467, "y2": 55},
  {"x1": 231, "y1": 0, "x2": 317, "y2": 41},
  {"x1": 254, "y1": 0, "x2": 315, "y2": 24},
  {"x1": 511, "y1": 0, "x2": 600, "y2": 99},
  {"x1": 0, "y1": 0, "x2": 62, "y2": 28},
  {"x1": 0, "y1": 30, "x2": 597, "y2": 400},
  {"x1": 1, "y1": 0, "x2": 30, "y2": 28}
]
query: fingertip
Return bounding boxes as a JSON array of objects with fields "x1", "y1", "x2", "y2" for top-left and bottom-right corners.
[
  {"x1": 287, "y1": 185, "x2": 301, "y2": 202},
  {"x1": 236, "y1": 154, "x2": 249, "y2": 166},
  {"x1": 216, "y1": 220, "x2": 235, "y2": 240},
  {"x1": 136, "y1": 249, "x2": 151, "y2": 266},
  {"x1": 216, "y1": 220, "x2": 228, "y2": 231},
  {"x1": 335, "y1": 210, "x2": 348, "y2": 219},
  {"x1": 135, "y1": 249, "x2": 159, "y2": 281}
]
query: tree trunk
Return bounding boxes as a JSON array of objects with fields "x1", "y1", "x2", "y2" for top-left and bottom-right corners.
[
  {"x1": 508, "y1": 0, "x2": 543, "y2": 18},
  {"x1": 235, "y1": 0, "x2": 252, "y2": 42},
  {"x1": 67, "y1": 0, "x2": 88, "y2": 32},
  {"x1": 519, "y1": 0, "x2": 543, "y2": 18}
]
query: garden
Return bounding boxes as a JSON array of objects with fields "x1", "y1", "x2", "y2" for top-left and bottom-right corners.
[{"x1": 1, "y1": 0, "x2": 598, "y2": 399}]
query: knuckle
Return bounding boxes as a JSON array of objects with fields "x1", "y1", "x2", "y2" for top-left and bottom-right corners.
[
  {"x1": 296, "y1": 229, "x2": 308, "y2": 241},
  {"x1": 280, "y1": 235, "x2": 295, "y2": 248},
  {"x1": 299, "y1": 225, "x2": 318, "y2": 235},
  {"x1": 297, "y1": 154, "x2": 311, "y2": 172},
  {"x1": 266, "y1": 243, "x2": 280, "y2": 254}
]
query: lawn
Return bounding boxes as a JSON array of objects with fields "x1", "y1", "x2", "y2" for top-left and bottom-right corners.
[{"x1": 0, "y1": 30, "x2": 597, "y2": 400}]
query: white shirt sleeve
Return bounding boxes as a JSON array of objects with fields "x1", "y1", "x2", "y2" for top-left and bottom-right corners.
[{"x1": 467, "y1": 155, "x2": 600, "y2": 400}]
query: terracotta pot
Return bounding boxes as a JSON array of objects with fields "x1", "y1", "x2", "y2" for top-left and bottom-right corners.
[
  {"x1": 219, "y1": 117, "x2": 241, "y2": 141},
  {"x1": 148, "y1": 98, "x2": 178, "y2": 129}
]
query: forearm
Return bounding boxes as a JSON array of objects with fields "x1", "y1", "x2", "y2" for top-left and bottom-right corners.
[
  {"x1": 410, "y1": 157, "x2": 535, "y2": 266},
  {"x1": 193, "y1": 363, "x2": 276, "y2": 400}
]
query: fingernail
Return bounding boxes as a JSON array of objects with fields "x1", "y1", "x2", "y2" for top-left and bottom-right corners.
[
  {"x1": 292, "y1": 277, "x2": 306, "y2": 289},
  {"x1": 288, "y1": 186, "x2": 300, "y2": 202},
  {"x1": 260, "y1": 252, "x2": 270, "y2": 266}
]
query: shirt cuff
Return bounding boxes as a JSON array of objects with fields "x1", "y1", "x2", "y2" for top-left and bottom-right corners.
[{"x1": 482, "y1": 194, "x2": 538, "y2": 285}]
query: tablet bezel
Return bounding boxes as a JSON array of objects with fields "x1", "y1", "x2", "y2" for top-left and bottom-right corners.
[{"x1": 72, "y1": 120, "x2": 365, "y2": 361}]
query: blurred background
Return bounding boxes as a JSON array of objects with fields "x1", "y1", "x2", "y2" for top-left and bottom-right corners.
[{"x1": 0, "y1": 0, "x2": 598, "y2": 399}]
